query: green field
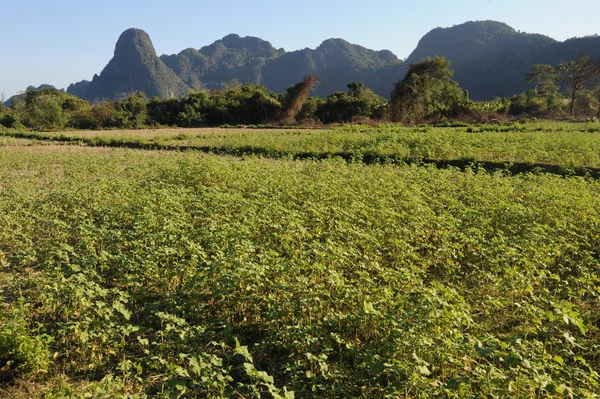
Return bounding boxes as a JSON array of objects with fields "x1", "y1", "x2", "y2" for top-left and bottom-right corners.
[
  {"x1": 1, "y1": 125, "x2": 600, "y2": 398},
  {"x1": 4, "y1": 122, "x2": 600, "y2": 171}
]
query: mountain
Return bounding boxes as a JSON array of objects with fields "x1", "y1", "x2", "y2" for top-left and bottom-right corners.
[
  {"x1": 5, "y1": 84, "x2": 62, "y2": 107},
  {"x1": 159, "y1": 35, "x2": 404, "y2": 97},
  {"x1": 64, "y1": 23, "x2": 600, "y2": 102},
  {"x1": 160, "y1": 34, "x2": 285, "y2": 90},
  {"x1": 405, "y1": 21, "x2": 600, "y2": 100},
  {"x1": 68, "y1": 28, "x2": 189, "y2": 101},
  {"x1": 260, "y1": 38, "x2": 404, "y2": 97},
  {"x1": 66, "y1": 29, "x2": 405, "y2": 100}
]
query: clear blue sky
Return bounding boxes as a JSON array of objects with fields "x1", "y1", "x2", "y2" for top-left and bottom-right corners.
[{"x1": 1, "y1": 0, "x2": 599, "y2": 99}]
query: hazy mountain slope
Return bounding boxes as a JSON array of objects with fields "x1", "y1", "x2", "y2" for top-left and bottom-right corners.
[{"x1": 160, "y1": 35, "x2": 404, "y2": 97}]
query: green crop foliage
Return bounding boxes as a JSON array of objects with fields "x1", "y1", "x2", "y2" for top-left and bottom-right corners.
[
  {"x1": 4, "y1": 121, "x2": 600, "y2": 169},
  {"x1": 0, "y1": 124, "x2": 599, "y2": 397}
]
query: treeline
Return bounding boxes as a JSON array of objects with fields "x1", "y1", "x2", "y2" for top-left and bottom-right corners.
[
  {"x1": 2, "y1": 55, "x2": 600, "y2": 131},
  {"x1": 0, "y1": 76, "x2": 386, "y2": 131}
]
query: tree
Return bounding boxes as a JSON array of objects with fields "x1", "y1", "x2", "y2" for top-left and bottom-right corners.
[
  {"x1": 315, "y1": 83, "x2": 387, "y2": 123},
  {"x1": 390, "y1": 56, "x2": 465, "y2": 123},
  {"x1": 347, "y1": 82, "x2": 365, "y2": 98},
  {"x1": 557, "y1": 55, "x2": 600, "y2": 116},
  {"x1": 526, "y1": 64, "x2": 559, "y2": 97},
  {"x1": 19, "y1": 88, "x2": 87, "y2": 130},
  {"x1": 25, "y1": 95, "x2": 66, "y2": 131},
  {"x1": 112, "y1": 92, "x2": 148, "y2": 128},
  {"x1": 279, "y1": 75, "x2": 320, "y2": 124}
]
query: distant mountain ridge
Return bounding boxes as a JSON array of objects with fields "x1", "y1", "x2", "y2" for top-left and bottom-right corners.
[
  {"x1": 63, "y1": 21, "x2": 600, "y2": 102},
  {"x1": 160, "y1": 33, "x2": 285, "y2": 91},
  {"x1": 69, "y1": 29, "x2": 404, "y2": 101}
]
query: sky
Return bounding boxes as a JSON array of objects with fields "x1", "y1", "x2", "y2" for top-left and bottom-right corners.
[{"x1": 1, "y1": 0, "x2": 600, "y2": 99}]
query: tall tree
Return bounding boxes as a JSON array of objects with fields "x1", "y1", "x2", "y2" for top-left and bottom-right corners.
[
  {"x1": 347, "y1": 82, "x2": 365, "y2": 98},
  {"x1": 557, "y1": 55, "x2": 600, "y2": 116},
  {"x1": 526, "y1": 64, "x2": 559, "y2": 97},
  {"x1": 390, "y1": 56, "x2": 465, "y2": 123},
  {"x1": 280, "y1": 75, "x2": 320, "y2": 124}
]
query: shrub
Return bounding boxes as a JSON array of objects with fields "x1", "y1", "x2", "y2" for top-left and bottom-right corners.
[
  {"x1": 0, "y1": 301, "x2": 51, "y2": 382},
  {"x1": 0, "y1": 112, "x2": 23, "y2": 129}
]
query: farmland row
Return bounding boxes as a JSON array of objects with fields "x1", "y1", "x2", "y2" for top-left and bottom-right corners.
[{"x1": 2, "y1": 123, "x2": 600, "y2": 170}]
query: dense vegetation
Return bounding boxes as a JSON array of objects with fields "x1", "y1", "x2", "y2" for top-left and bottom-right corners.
[
  {"x1": 0, "y1": 128, "x2": 599, "y2": 397},
  {"x1": 0, "y1": 80, "x2": 390, "y2": 131}
]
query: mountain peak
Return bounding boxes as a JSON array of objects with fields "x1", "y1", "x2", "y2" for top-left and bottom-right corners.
[
  {"x1": 118, "y1": 27, "x2": 151, "y2": 39},
  {"x1": 405, "y1": 20, "x2": 561, "y2": 100},
  {"x1": 317, "y1": 38, "x2": 351, "y2": 50},
  {"x1": 213, "y1": 33, "x2": 280, "y2": 53},
  {"x1": 114, "y1": 28, "x2": 156, "y2": 60},
  {"x1": 67, "y1": 28, "x2": 188, "y2": 101},
  {"x1": 453, "y1": 20, "x2": 516, "y2": 33},
  {"x1": 221, "y1": 33, "x2": 241, "y2": 42}
]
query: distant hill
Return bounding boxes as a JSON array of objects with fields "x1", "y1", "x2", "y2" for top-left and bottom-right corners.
[
  {"x1": 405, "y1": 21, "x2": 600, "y2": 100},
  {"x1": 61, "y1": 22, "x2": 600, "y2": 102},
  {"x1": 260, "y1": 38, "x2": 404, "y2": 97}
]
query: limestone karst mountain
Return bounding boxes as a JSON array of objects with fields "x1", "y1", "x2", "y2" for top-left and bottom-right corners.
[
  {"x1": 62, "y1": 22, "x2": 600, "y2": 102},
  {"x1": 68, "y1": 28, "x2": 189, "y2": 101}
]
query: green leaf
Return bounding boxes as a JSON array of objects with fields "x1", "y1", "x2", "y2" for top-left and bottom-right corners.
[
  {"x1": 235, "y1": 339, "x2": 253, "y2": 362},
  {"x1": 564, "y1": 332, "x2": 576, "y2": 345},
  {"x1": 112, "y1": 301, "x2": 131, "y2": 320},
  {"x1": 553, "y1": 355, "x2": 564, "y2": 366}
]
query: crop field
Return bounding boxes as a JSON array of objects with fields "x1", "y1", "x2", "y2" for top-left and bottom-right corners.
[
  {"x1": 1, "y1": 124, "x2": 600, "y2": 398},
  {"x1": 4, "y1": 122, "x2": 600, "y2": 171}
]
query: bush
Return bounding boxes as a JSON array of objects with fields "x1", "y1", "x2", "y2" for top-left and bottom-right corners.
[
  {"x1": 314, "y1": 83, "x2": 387, "y2": 123},
  {"x1": 9, "y1": 88, "x2": 90, "y2": 131},
  {"x1": 111, "y1": 92, "x2": 148, "y2": 129},
  {"x1": 24, "y1": 95, "x2": 67, "y2": 131},
  {"x1": 0, "y1": 301, "x2": 51, "y2": 382},
  {"x1": 0, "y1": 112, "x2": 23, "y2": 129}
]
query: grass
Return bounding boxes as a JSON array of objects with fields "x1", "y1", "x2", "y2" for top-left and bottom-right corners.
[{"x1": 0, "y1": 137, "x2": 40, "y2": 146}]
